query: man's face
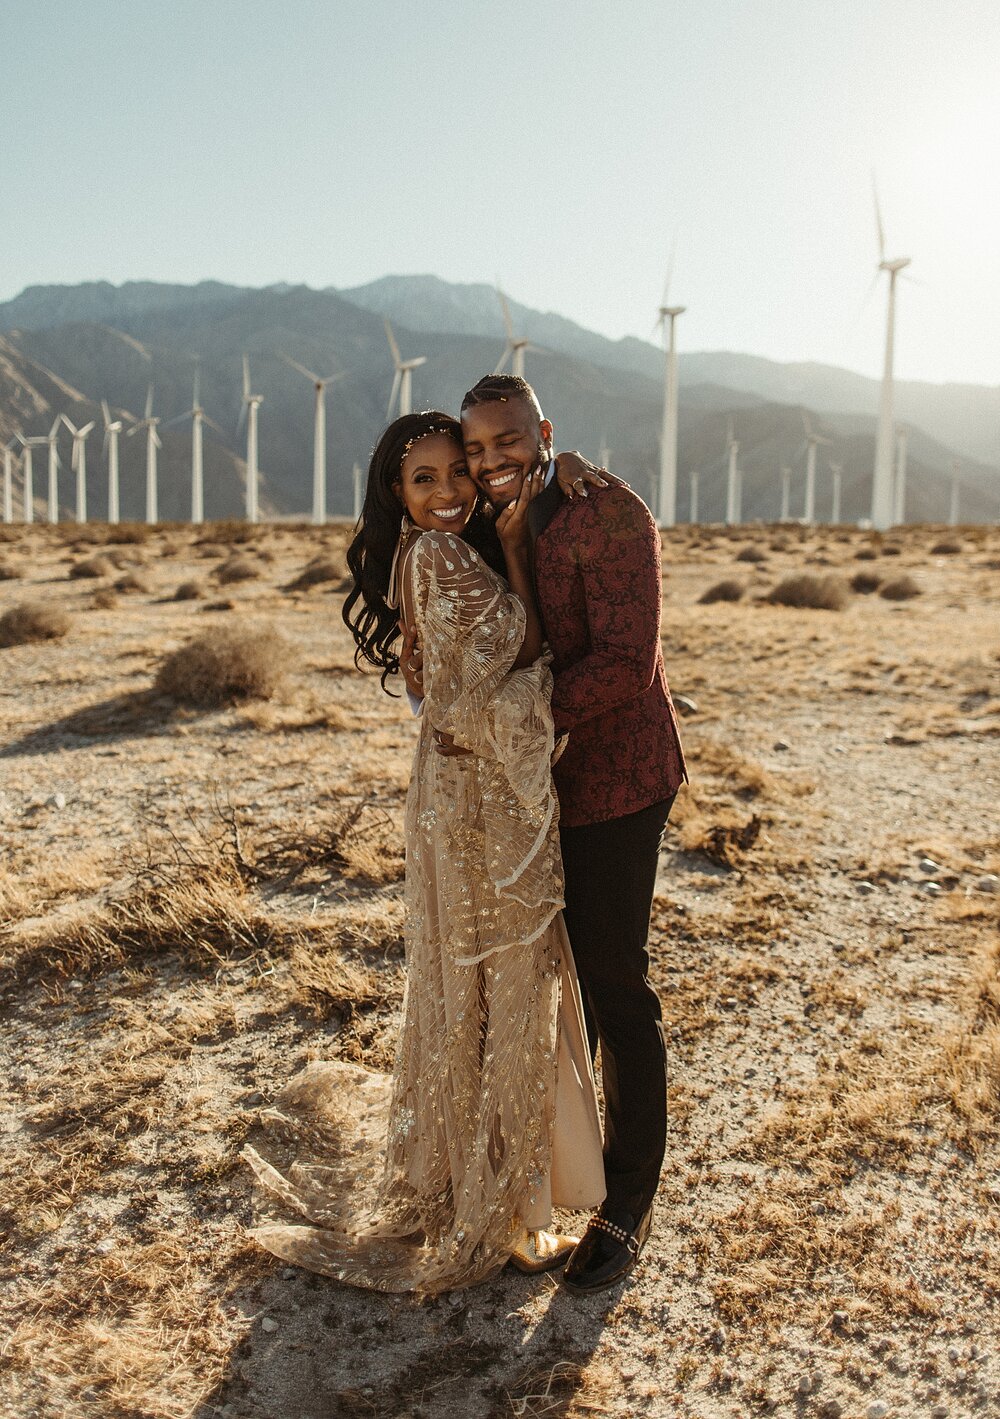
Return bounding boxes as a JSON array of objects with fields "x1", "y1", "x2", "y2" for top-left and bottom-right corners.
[{"x1": 461, "y1": 399, "x2": 553, "y2": 507}]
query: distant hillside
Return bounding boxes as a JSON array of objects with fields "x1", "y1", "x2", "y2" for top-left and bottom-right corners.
[{"x1": 0, "y1": 279, "x2": 995, "y2": 524}]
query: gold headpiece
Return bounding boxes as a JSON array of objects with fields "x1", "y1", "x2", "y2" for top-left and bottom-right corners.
[{"x1": 402, "y1": 424, "x2": 456, "y2": 458}]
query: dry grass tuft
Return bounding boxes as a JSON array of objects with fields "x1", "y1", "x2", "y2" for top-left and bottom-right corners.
[
  {"x1": 0, "y1": 600, "x2": 71, "y2": 647},
  {"x1": 91, "y1": 587, "x2": 119, "y2": 610},
  {"x1": 115, "y1": 570, "x2": 152, "y2": 594},
  {"x1": 698, "y1": 579, "x2": 745, "y2": 604},
  {"x1": 0, "y1": 558, "x2": 23, "y2": 579},
  {"x1": 850, "y1": 570, "x2": 882, "y2": 594},
  {"x1": 154, "y1": 622, "x2": 288, "y2": 705},
  {"x1": 217, "y1": 554, "x2": 261, "y2": 584},
  {"x1": 931, "y1": 540, "x2": 963, "y2": 555},
  {"x1": 879, "y1": 575, "x2": 922, "y2": 601},
  {"x1": 68, "y1": 554, "x2": 114, "y2": 579},
  {"x1": 286, "y1": 554, "x2": 346, "y2": 590},
  {"x1": 172, "y1": 578, "x2": 205, "y2": 601},
  {"x1": 768, "y1": 573, "x2": 849, "y2": 610},
  {"x1": 735, "y1": 545, "x2": 768, "y2": 563},
  {"x1": 106, "y1": 522, "x2": 153, "y2": 544}
]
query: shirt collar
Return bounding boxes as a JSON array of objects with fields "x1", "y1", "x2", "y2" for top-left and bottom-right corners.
[{"x1": 542, "y1": 456, "x2": 556, "y2": 488}]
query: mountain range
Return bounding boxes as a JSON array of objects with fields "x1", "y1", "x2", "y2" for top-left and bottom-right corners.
[{"x1": 0, "y1": 277, "x2": 996, "y2": 524}]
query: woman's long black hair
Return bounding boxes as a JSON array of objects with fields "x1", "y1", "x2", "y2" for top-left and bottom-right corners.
[{"x1": 342, "y1": 411, "x2": 503, "y2": 692}]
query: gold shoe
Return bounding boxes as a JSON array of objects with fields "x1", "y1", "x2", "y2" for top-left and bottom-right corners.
[{"x1": 508, "y1": 1228, "x2": 580, "y2": 1275}]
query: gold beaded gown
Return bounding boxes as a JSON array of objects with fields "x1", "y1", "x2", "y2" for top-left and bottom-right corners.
[{"x1": 242, "y1": 529, "x2": 605, "y2": 1293}]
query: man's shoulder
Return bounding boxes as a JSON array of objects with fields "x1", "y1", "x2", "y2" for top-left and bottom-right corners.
[{"x1": 565, "y1": 483, "x2": 657, "y2": 539}]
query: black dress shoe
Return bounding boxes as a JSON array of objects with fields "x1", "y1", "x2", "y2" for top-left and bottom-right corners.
[{"x1": 561, "y1": 1203, "x2": 653, "y2": 1294}]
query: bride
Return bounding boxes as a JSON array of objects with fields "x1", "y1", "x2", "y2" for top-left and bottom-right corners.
[{"x1": 241, "y1": 411, "x2": 605, "y2": 1293}]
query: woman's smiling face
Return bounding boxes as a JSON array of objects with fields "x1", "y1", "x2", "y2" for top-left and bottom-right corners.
[{"x1": 397, "y1": 432, "x2": 478, "y2": 534}]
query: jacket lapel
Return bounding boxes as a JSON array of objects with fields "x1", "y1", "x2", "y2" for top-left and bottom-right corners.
[{"x1": 528, "y1": 474, "x2": 563, "y2": 547}]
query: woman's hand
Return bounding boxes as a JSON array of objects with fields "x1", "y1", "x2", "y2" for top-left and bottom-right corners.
[
  {"x1": 495, "y1": 465, "x2": 545, "y2": 552},
  {"x1": 400, "y1": 622, "x2": 424, "y2": 700},
  {"x1": 555, "y1": 450, "x2": 629, "y2": 500}
]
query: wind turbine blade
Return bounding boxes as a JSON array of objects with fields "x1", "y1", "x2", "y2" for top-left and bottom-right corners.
[
  {"x1": 152, "y1": 429, "x2": 162, "y2": 449},
  {"x1": 242, "y1": 356, "x2": 251, "y2": 400},
  {"x1": 383, "y1": 318, "x2": 402, "y2": 368},
  {"x1": 387, "y1": 369, "x2": 401, "y2": 417},
  {"x1": 497, "y1": 288, "x2": 515, "y2": 342},
  {"x1": 662, "y1": 238, "x2": 676, "y2": 307},
  {"x1": 872, "y1": 172, "x2": 886, "y2": 262},
  {"x1": 409, "y1": 356, "x2": 427, "y2": 369},
  {"x1": 80, "y1": 422, "x2": 95, "y2": 437},
  {"x1": 144, "y1": 384, "x2": 154, "y2": 420},
  {"x1": 801, "y1": 409, "x2": 812, "y2": 437},
  {"x1": 193, "y1": 363, "x2": 201, "y2": 407},
  {"x1": 101, "y1": 398, "x2": 112, "y2": 427},
  {"x1": 280, "y1": 352, "x2": 320, "y2": 382},
  {"x1": 493, "y1": 347, "x2": 512, "y2": 376},
  {"x1": 50, "y1": 415, "x2": 64, "y2": 437},
  {"x1": 203, "y1": 415, "x2": 226, "y2": 436}
]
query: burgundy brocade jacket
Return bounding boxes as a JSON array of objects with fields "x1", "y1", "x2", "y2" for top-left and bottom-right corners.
[{"x1": 531, "y1": 482, "x2": 689, "y2": 829}]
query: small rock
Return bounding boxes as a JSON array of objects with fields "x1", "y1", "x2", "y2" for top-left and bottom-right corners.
[
  {"x1": 809, "y1": 1371, "x2": 824, "y2": 1391},
  {"x1": 977, "y1": 874, "x2": 999, "y2": 894},
  {"x1": 919, "y1": 857, "x2": 941, "y2": 874},
  {"x1": 867, "y1": 1403, "x2": 888, "y2": 1419},
  {"x1": 261, "y1": 1316, "x2": 279, "y2": 1333},
  {"x1": 673, "y1": 694, "x2": 699, "y2": 716},
  {"x1": 773, "y1": 739, "x2": 790, "y2": 751},
  {"x1": 930, "y1": 1406, "x2": 948, "y2": 1419},
  {"x1": 810, "y1": 1200, "x2": 826, "y2": 1214},
  {"x1": 282, "y1": 1267, "x2": 297, "y2": 1279},
  {"x1": 797, "y1": 1375, "x2": 812, "y2": 1395},
  {"x1": 856, "y1": 881, "x2": 876, "y2": 895},
  {"x1": 709, "y1": 1325, "x2": 726, "y2": 1349},
  {"x1": 832, "y1": 1309, "x2": 849, "y2": 1327},
  {"x1": 46, "y1": 792, "x2": 66, "y2": 809},
  {"x1": 921, "y1": 881, "x2": 942, "y2": 895},
  {"x1": 819, "y1": 1402, "x2": 842, "y2": 1419},
  {"x1": 94, "y1": 1238, "x2": 116, "y2": 1254},
  {"x1": 954, "y1": 1368, "x2": 966, "y2": 1383},
  {"x1": 947, "y1": 1345, "x2": 961, "y2": 1363}
]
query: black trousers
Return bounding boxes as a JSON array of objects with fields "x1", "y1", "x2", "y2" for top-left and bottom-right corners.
[{"x1": 559, "y1": 794, "x2": 675, "y2": 1219}]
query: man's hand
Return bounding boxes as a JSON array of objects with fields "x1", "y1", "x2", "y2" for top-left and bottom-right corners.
[
  {"x1": 432, "y1": 728, "x2": 471, "y2": 758},
  {"x1": 400, "y1": 623, "x2": 424, "y2": 700}
]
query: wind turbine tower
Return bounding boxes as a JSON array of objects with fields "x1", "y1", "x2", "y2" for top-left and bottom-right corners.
[
  {"x1": 45, "y1": 417, "x2": 62, "y2": 522},
  {"x1": 893, "y1": 425, "x2": 908, "y2": 526},
  {"x1": 126, "y1": 384, "x2": 162, "y2": 523},
  {"x1": 19, "y1": 436, "x2": 45, "y2": 523},
  {"x1": 802, "y1": 413, "x2": 832, "y2": 524},
  {"x1": 689, "y1": 469, "x2": 699, "y2": 524},
  {"x1": 829, "y1": 462, "x2": 843, "y2": 525},
  {"x1": 725, "y1": 419, "x2": 741, "y2": 525},
  {"x1": 949, "y1": 461, "x2": 960, "y2": 526},
  {"x1": 282, "y1": 354, "x2": 343, "y2": 525},
  {"x1": 655, "y1": 264, "x2": 685, "y2": 528},
  {"x1": 352, "y1": 462, "x2": 363, "y2": 523},
  {"x1": 871, "y1": 182, "x2": 911, "y2": 529},
  {"x1": 780, "y1": 466, "x2": 791, "y2": 522},
  {"x1": 101, "y1": 401, "x2": 123, "y2": 523},
  {"x1": 241, "y1": 357, "x2": 264, "y2": 524},
  {"x1": 3, "y1": 440, "x2": 17, "y2": 523},
  {"x1": 61, "y1": 416, "x2": 95, "y2": 522}
]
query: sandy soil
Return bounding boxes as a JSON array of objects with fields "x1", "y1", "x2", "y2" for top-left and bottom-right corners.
[{"x1": 1, "y1": 516, "x2": 998, "y2": 1419}]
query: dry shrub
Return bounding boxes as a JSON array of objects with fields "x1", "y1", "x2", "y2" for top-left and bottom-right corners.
[
  {"x1": 735, "y1": 545, "x2": 768, "y2": 563},
  {"x1": 154, "y1": 622, "x2": 288, "y2": 705},
  {"x1": 217, "y1": 555, "x2": 260, "y2": 584},
  {"x1": 252, "y1": 802, "x2": 404, "y2": 889},
  {"x1": 881, "y1": 542, "x2": 902, "y2": 555},
  {"x1": 68, "y1": 554, "x2": 113, "y2": 579},
  {"x1": 289, "y1": 940, "x2": 386, "y2": 1017},
  {"x1": 768, "y1": 573, "x2": 849, "y2": 610},
  {"x1": 173, "y1": 578, "x2": 205, "y2": 601},
  {"x1": 286, "y1": 554, "x2": 345, "y2": 590},
  {"x1": 200, "y1": 520, "x2": 261, "y2": 545},
  {"x1": 0, "y1": 600, "x2": 70, "y2": 647},
  {"x1": 854, "y1": 547, "x2": 878, "y2": 561},
  {"x1": 769, "y1": 535, "x2": 790, "y2": 551},
  {"x1": 0, "y1": 558, "x2": 23, "y2": 579},
  {"x1": 106, "y1": 522, "x2": 152, "y2": 544},
  {"x1": 91, "y1": 587, "x2": 118, "y2": 610},
  {"x1": 850, "y1": 570, "x2": 883, "y2": 594},
  {"x1": 104, "y1": 546, "x2": 145, "y2": 568},
  {"x1": 699, "y1": 579, "x2": 745, "y2": 604},
  {"x1": 931, "y1": 540, "x2": 962, "y2": 555},
  {"x1": 201, "y1": 597, "x2": 236, "y2": 612},
  {"x1": 115, "y1": 570, "x2": 151, "y2": 594},
  {"x1": 880, "y1": 575, "x2": 922, "y2": 601}
]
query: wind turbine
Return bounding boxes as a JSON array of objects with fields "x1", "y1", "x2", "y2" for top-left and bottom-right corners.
[
  {"x1": 893, "y1": 424, "x2": 908, "y2": 526},
  {"x1": 18, "y1": 435, "x2": 45, "y2": 523},
  {"x1": 45, "y1": 417, "x2": 63, "y2": 522},
  {"x1": 352, "y1": 461, "x2": 363, "y2": 523},
  {"x1": 689, "y1": 469, "x2": 699, "y2": 524},
  {"x1": 655, "y1": 258, "x2": 685, "y2": 528},
  {"x1": 829, "y1": 461, "x2": 843, "y2": 525},
  {"x1": 163, "y1": 364, "x2": 224, "y2": 524},
  {"x1": 384, "y1": 319, "x2": 426, "y2": 421},
  {"x1": 949, "y1": 460, "x2": 960, "y2": 526},
  {"x1": 281, "y1": 353, "x2": 343, "y2": 525},
  {"x1": 780, "y1": 465, "x2": 792, "y2": 522},
  {"x1": 3, "y1": 440, "x2": 17, "y2": 523},
  {"x1": 101, "y1": 400, "x2": 123, "y2": 523},
  {"x1": 239, "y1": 356, "x2": 265, "y2": 523},
  {"x1": 126, "y1": 384, "x2": 162, "y2": 523},
  {"x1": 801, "y1": 412, "x2": 832, "y2": 524},
  {"x1": 871, "y1": 179, "x2": 911, "y2": 529},
  {"x1": 493, "y1": 287, "x2": 538, "y2": 380},
  {"x1": 61, "y1": 415, "x2": 96, "y2": 522},
  {"x1": 725, "y1": 418, "x2": 741, "y2": 525}
]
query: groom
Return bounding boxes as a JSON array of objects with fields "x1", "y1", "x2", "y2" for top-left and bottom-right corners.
[{"x1": 417, "y1": 373, "x2": 688, "y2": 1292}]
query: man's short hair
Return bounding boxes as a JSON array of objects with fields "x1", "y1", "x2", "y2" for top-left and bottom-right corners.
[{"x1": 460, "y1": 373, "x2": 544, "y2": 421}]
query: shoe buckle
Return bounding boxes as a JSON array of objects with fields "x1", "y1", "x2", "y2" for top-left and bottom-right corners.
[{"x1": 625, "y1": 1233, "x2": 640, "y2": 1257}]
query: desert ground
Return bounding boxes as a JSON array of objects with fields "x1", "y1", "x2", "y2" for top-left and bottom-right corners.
[{"x1": 1, "y1": 513, "x2": 998, "y2": 1419}]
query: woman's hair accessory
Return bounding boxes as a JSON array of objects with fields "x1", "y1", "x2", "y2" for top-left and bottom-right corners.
[{"x1": 401, "y1": 424, "x2": 457, "y2": 459}]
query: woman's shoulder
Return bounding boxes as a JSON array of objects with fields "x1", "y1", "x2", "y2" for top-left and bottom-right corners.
[{"x1": 409, "y1": 529, "x2": 490, "y2": 579}]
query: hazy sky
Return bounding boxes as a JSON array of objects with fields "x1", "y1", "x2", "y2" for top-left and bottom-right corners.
[{"x1": 2, "y1": 0, "x2": 998, "y2": 385}]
